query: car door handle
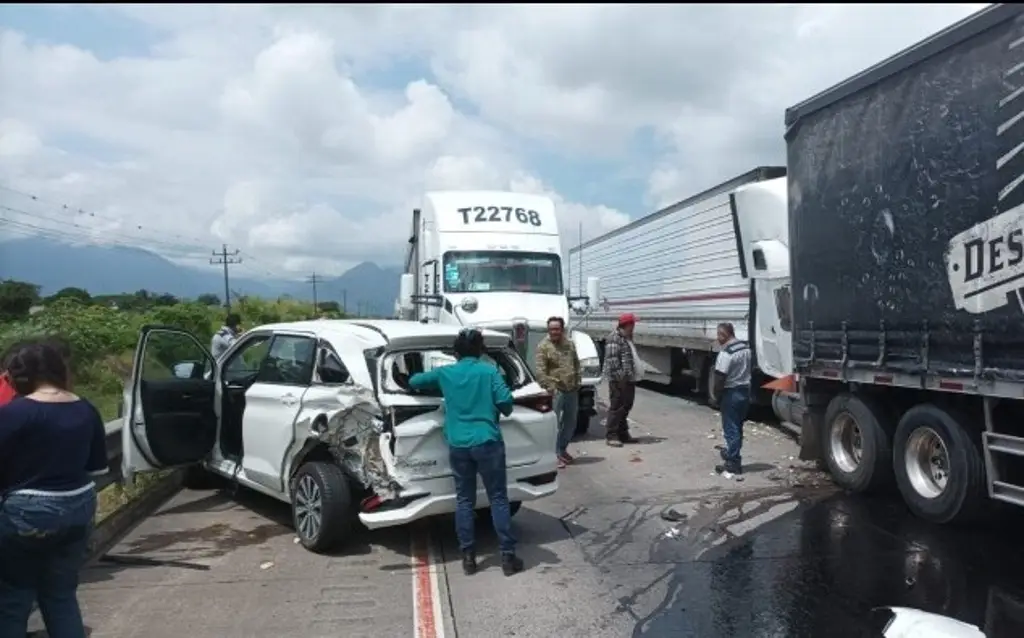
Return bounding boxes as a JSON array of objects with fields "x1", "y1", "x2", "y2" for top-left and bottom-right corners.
[{"x1": 281, "y1": 394, "x2": 299, "y2": 406}]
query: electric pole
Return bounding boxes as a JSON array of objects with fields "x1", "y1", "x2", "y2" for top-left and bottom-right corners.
[
  {"x1": 306, "y1": 273, "x2": 322, "y2": 313},
  {"x1": 210, "y1": 244, "x2": 241, "y2": 313},
  {"x1": 341, "y1": 289, "x2": 347, "y2": 315}
]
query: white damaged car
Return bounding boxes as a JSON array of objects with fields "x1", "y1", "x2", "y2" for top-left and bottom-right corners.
[{"x1": 121, "y1": 320, "x2": 559, "y2": 552}]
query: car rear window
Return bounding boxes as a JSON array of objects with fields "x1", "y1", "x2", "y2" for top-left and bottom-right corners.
[{"x1": 387, "y1": 346, "x2": 531, "y2": 396}]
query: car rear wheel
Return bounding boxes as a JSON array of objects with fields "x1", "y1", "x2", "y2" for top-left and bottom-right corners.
[{"x1": 292, "y1": 462, "x2": 355, "y2": 553}]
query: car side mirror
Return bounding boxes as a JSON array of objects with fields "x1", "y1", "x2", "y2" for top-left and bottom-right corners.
[{"x1": 172, "y1": 361, "x2": 199, "y2": 379}]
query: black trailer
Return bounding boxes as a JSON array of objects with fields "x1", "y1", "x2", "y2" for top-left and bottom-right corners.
[{"x1": 785, "y1": 4, "x2": 1024, "y2": 524}]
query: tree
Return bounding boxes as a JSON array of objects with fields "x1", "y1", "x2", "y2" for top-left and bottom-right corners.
[
  {"x1": 0, "y1": 279, "x2": 40, "y2": 321},
  {"x1": 197, "y1": 293, "x2": 220, "y2": 306},
  {"x1": 48, "y1": 287, "x2": 92, "y2": 305},
  {"x1": 317, "y1": 301, "x2": 340, "y2": 313}
]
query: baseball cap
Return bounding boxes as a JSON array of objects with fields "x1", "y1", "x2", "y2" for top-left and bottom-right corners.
[{"x1": 618, "y1": 313, "x2": 638, "y2": 326}]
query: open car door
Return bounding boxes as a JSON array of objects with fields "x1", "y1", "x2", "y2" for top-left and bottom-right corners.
[
  {"x1": 375, "y1": 335, "x2": 557, "y2": 484},
  {"x1": 121, "y1": 325, "x2": 218, "y2": 483}
]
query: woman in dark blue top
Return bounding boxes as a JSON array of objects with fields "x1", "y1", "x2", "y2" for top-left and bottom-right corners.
[{"x1": 0, "y1": 341, "x2": 109, "y2": 638}]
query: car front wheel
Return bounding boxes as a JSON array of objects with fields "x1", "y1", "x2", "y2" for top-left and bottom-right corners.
[{"x1": 292, "y1": 462, "x2": 355, "y2": 553}]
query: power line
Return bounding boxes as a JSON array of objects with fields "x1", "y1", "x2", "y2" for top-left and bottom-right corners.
[
  {"x1": 306, "y1": 273, "x2": 322, "y2": 312},
  {"x1": 211, "y1": 245, "x2": 242, "y2": 313}
]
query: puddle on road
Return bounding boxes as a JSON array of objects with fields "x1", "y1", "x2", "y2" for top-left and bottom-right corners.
[
  {"x1": 612, "y1": 491, "x2": 1024, "y2": 637},
  {"x1": 121, "y1": 522, "x2": 290, "y2": 559}
]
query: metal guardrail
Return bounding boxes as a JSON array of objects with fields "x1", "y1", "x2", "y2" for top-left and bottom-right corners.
[{"x1": 100, "y1": 419, "x2": 123, "y2": 491}]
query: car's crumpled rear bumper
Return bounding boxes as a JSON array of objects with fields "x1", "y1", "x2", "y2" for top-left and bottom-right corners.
[{"x1": 358, "y1": 462, "x2": 559, "y2": 530}]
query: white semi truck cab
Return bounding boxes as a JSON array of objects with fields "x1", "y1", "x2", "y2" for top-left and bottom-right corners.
[{"x1": 396, "y1": 190, "x2": 604, "y2": 434}]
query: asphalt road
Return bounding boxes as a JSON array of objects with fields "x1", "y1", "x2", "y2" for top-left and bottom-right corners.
[{"x1": 63, "y1": 383, "x2": 1024, "y2": 637}]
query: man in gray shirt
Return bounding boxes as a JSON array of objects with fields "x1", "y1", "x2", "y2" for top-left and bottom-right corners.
[
  {"x1": 711, "y1": 322, "x2": 751, "y2": 475},
  {"x1": 210, "y1": 313, "x2": 242, "y2": 359}
]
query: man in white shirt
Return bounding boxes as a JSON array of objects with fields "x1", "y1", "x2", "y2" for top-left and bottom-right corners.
[{"x1": 711, "y1": 322, "x2": 752, "y2": 475}]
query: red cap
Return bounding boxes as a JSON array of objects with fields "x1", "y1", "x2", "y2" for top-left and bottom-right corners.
[{"x1": 618, "y1": 313, "x2": 637, "y2": 326}]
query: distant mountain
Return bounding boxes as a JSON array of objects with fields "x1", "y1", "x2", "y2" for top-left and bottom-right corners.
[{"x1": 0, "y1": 237, "x2": 402, "y2": 315}]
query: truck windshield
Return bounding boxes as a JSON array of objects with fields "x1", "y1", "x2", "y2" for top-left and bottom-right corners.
[{"x1": 442, "y1": 251, "x2": 563, "y2": 295}]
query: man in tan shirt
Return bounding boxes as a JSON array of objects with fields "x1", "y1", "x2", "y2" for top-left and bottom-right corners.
[{"x1": 535, "y1": 316, "x2": 581, "y2": 469}]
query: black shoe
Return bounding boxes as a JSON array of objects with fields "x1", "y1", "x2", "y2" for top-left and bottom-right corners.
[
  {"x1": 501, "y1": 553, "x2": 524, "y2": 576},
  {"x1": 620, "y1": 434, "x2": 639, "y2": 444},
  {"x1": 715, "y1": 463, "x2": 743, "y2": 475},
  {"x1": 462, "y1": 551, "x2": 477, "y2": 576}
]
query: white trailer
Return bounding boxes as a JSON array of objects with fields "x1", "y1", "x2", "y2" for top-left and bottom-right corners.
[{"x1": 569, "y1": 166, "x2": 793, "y2": 405}]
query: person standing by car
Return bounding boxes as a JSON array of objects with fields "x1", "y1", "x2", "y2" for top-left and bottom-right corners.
[
  {"x1": 710, "y1": 322, "x2": 752, "y2": 476},
  {"x1": 0, "y1": 341, "x2": 109, "y2": 638},
  {"x1": 535, "y1": 316, "x2": 581, "y2": 469},
  {"x1": 406, "y1": 328, "x2": 526, "y2": 577},
  {"x1": 210, "y1": 313, "x2": 242, "y2": 359},
  {"x1": 603, "y1": 313, "x2": 641, "y2": 447}
]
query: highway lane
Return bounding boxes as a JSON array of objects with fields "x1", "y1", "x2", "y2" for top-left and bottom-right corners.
[{"x1": 67, "y1": 384, "x2": 1024, "y2": 637}]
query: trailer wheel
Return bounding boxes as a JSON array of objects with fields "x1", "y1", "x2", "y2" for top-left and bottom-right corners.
[
  {"x1": 893, "y1": 404, "x2": 987, "y2": 525},
  {"x1": 823, "y1": 393, "x2": 894, "y2": 493}
]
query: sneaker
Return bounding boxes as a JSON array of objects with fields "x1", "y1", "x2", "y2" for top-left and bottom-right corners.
[
  {"x1": 501, "y1": 553, "x2": 525, "y2": 576},
  {"x1": 462, "y1": 551, "x2": 477, "y2": 576},
  {"x1": 557, "y1": 458, "x2": 567, "y2": 470},
  {"x1": 714, "y1": 463, "x2": 743, "y2": 476},
  {"x1": 561, "y1": 451, "x2": 575, "y2": 463},
  {"x1": 606, "y1": 439, "x2": 623, "y2": 448}
]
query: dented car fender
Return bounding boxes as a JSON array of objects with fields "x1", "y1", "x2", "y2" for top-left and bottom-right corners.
[{"x1": 282, "y1": 381, "x2": 409, "y2": 501}]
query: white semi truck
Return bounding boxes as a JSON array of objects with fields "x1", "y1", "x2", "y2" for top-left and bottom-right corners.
[
  {"x1": 396, "y1": 190, "x2": 604, "y2": 434},
  {"x1": 569, "y1": 166, "x2": 799, "y2": 419}
]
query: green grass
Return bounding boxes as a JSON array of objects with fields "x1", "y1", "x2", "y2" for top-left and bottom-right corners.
[{"x1": 96, "y1": 471, "x2": 174, "y2": 523}]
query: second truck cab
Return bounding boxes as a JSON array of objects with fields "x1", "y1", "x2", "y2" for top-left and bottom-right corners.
[{"x1": 397, "y1": 190, "x2": 603, "y2": 433}]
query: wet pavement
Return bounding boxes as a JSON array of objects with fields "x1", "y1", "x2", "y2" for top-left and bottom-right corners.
[{"x1": 59, "y1": 383, "x2": 1024, "y2": 637}]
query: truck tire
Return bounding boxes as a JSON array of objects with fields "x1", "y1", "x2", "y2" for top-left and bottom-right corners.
[
  {"x1": 292, "y1": 462, "x2": 355, "y2": 553},
  {"x1": 823, "y1": 393, "x2": 894, "y2": 493},
  {"x1": 575, "y1": 410, "x2": 591, "y2": 436},
  {"x1": 892, "y1": 404, "x2": 987, "y2": 525},
  {"x1": 702, "y1": 357, "x2": 720, "y2": 412}
]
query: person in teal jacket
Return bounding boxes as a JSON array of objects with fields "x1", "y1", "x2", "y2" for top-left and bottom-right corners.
[{"x1": 407, "y1": 328, "x2": 525, "y2": 577}]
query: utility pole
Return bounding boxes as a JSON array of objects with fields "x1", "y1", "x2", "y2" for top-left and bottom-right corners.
[
  {"x1": 306, "y1": 273, "x2": 322, "y2": 313},
  {"x1": 341, "y1": 289, "x2": 347, "y2": 315},
  {"x1": 210, "y1": 244, "x2": 241, "y2": 313}
]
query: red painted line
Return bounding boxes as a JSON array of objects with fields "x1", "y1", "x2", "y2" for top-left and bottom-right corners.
[
  {"x1": 412, "y1": 529, "x2": 438, "y2": 638},
  {"x1": 604, "y1": 291, "x2": 749, "y2": 306}
]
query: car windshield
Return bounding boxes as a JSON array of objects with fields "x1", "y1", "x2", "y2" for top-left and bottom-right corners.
[{"x1": 442, "y1": 250, "x2": 563, "y2": 294}]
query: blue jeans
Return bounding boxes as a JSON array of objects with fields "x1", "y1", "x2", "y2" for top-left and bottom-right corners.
[
  {"x1": 0, "y1": 488, "x2": 97, "y2": 638},
  {"x1": 553, "y1": 390, "x2": 579, "y2": 456},
  {"x1": 720, "y1": 387, "x2": 750, "y2": 466},
  {"x1": 449, "y1": 440, "x2": 516, "y2": 555}
]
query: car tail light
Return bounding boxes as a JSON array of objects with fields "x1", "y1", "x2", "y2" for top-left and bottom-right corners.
[{"x1": 515, "y1": 393, "x2": 552, "y2": 413}]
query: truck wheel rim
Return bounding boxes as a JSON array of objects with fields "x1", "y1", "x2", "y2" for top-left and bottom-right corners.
[
  {"x1": 829, "y1": 412, "x2": 863, "y2": 473},
  {"x1": 904, "y1": 427, "x2": 949, "y2": 499},
  {"x1": 295, "y1": 475, "x2": 323, "y2": 540}
]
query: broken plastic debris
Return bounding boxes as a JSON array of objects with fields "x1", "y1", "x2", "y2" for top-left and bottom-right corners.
[
  {"x1": 293, "y1": 537, "x2": 300, "y2": 544},
  {"x1": 260, "y1": 561, "x2": 275, "y2": 570}
]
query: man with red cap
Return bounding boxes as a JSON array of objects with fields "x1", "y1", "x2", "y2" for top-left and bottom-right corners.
[{"x1": 602, "y1": 313, "x2": 641, "y2": 446}]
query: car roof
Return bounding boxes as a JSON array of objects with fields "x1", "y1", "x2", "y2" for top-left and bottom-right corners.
[{"x1": 249, "y1": 319, "x2": 510, "y2": 349}]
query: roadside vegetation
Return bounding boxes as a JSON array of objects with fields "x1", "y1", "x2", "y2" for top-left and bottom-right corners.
[{"x1": 0, "y1": 279, "x2": 343, "y2": 519}]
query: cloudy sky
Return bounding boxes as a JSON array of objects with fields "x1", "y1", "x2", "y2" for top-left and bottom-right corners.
[{"x1": 0, "y1": 3, "x2": 988, "y2": 280}]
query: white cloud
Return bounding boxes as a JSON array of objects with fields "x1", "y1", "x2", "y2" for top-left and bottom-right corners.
[{"x1": 0, "y1": 3, "x2": 991, "y2": 279}]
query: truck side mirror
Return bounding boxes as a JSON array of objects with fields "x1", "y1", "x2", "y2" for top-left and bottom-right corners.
[
  {"x1": 586, "y1": 277, "x2": 601, "y2": 306},
  {"x1": 399, "y1": 273, "x2": 415, "y2": 311}
]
